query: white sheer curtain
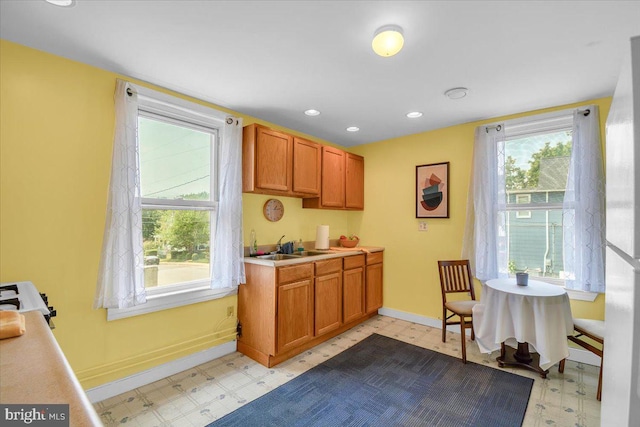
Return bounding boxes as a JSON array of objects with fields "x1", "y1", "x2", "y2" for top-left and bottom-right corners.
[
  {"x1": 212, "y1": 117, "x2": 246, "y2": 289},
  {"x1": 94, "y1": 79, "x2": 146, "y2": 309},
  {"x1": 563, "y1": 106, "x2": 606, "y2": 292},
  {"x1": 462, "y1": 124, "x2": 508, "y2": 281}
]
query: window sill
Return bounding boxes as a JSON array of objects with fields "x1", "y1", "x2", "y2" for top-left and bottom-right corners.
[
  {"x1": 565, "y1": 288, "x2": 599, "y2": 302},
  {"x1": 107, "y1": 285, "x2": 238, "y2": 321}
]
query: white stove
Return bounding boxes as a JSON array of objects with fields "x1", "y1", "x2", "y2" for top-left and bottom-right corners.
[{"x1": 0, "y1": 281, "x2": 56, "y2": 327}]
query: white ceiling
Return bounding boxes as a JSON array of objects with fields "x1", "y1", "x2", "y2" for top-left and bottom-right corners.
[{"x1": 1, "y1": 1, "x2": 639, "y2": 147}]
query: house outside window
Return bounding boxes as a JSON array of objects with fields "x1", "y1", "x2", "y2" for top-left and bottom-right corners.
[
  {"x1": 515, "y1": 194, "x2": 531, "y2": 219},
  {"x1": 503, "y1": 123, "x2": 572, "y2": 281}
]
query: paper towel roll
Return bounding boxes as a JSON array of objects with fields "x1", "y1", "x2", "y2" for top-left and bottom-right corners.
[{"x1": 315, "y1": 225, "x2": 330, "y2": 250}]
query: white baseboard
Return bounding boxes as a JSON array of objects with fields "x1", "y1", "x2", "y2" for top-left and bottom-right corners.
[
  {"x1": 86, "y1": 308, "x2": 601, "y2": 403},
  {"x1": 85, "y1": 340, "x2": 237, "y2": 403},
  {"x1": 378, "y1": 307, "x2": 601, "y2": 367}
]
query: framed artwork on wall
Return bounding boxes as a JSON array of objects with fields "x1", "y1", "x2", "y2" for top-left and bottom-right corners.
[{"x1": 416, "y1": 162, "x2": 449, "y2": 218}]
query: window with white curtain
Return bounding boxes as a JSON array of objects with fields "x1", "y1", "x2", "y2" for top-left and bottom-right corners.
[
  {"x1": 97, "y1": 80, "x2": 243, "y2": 320},
  {"x1": 139, "y1": 112, "x2": 217, "y2": 293},
  {"x1": 503, "y1": 119, "x2": 572, "y2": 281},
  {"x1": 463, "y1": 106, "x2": 605, "y2": 297}
]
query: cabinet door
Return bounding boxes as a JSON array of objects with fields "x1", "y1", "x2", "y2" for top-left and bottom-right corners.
[
  {"x1": 277, "y1": 278, "x2": 314, "y2": 354},
  {"x1": 315, "y1": 272, "x2": 342, "y2": 336},
  {"x1": 345, "y1": 153, "x2": 364, "y2": 210},
  {"x1": 255, "y1": 126, "x2": 293, "y2": 192},
  {"x1": 366, "y1": 263, "x2": 383, "y2": 313},
  {"x1": 321, "y1": 146, "x2": 345, "y2": 207},
  {"x1": 293, "y1": 137, "x2": 321, "y2": 195},
  {"x1": 343, "y1": 267, "x2": 364, "y2": 323}
]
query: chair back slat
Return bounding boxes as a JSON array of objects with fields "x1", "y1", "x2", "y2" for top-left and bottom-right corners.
[{"x1": 438, "y1": 260, "x2": 476, "y2": 302}]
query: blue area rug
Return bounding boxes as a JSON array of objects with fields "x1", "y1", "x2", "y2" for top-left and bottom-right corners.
[{"x1": 209, "y1": 334, "x2": 533, "y2": 427}]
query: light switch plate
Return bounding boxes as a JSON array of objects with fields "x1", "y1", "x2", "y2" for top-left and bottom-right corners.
[{"x1": 418, "y1": 222, "x2": 428, "y2": 231}]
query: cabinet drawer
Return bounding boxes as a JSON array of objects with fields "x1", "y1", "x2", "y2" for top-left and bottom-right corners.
[
  {"x1": 278, "y1": 263, "x2": 313, "y2": 284},
  {"x1": 343, "y1": 254, "x2": 365, "y2": 270},
  {"x1": 315, "y1": 258, "x2": 342, "y2": 276},
  {"x1": 366, "y1": 251, "x2": 383, "y2": 265}
]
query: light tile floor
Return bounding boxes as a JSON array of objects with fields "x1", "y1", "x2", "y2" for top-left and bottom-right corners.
[{"x1": 94, "y1": 315, "x2": 601, "y2": 426}]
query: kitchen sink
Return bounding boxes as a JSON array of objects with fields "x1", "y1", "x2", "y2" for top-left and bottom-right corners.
[
  {"x1": 256, "y1": 253, "x2": 300, "y2": 260},
  {"x1": 291, "y1": 251, "x2": 332, "y2": 257}
]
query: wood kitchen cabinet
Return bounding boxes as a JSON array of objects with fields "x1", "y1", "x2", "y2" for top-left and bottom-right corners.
[
  {"x1": 238, "y1": 253, "x2": 380, "y2": 367},
  {"x1": 345, "y1": 152, "x2": 365, "y2": 209},
  {"x1": 343, "y1": 254, "x2": 365, "y2": 323},
  {"x1": 302, "y1": 148, "x2": 364, "y2": 210},
  {"x1": 243, "y1": 124, "x2": 292, "y2": 194},
  {"x1": 319, "y1": 146, "x2": 345, "y2": 207},
  {"x1": 277, "y1": 264, "x2": 314, "y2": 353},
  {"x1": 365, "y1": 251, "x2": 384, "y2": 313},
  {"x1": 242, "y1": 123, "x2": 363, "y2": 208},
  {"x1": 292, "y1": 137, "x2": 321, "y2": 196},
  {"x1": 314, "y1": 258, "x2": 342, "y2": 336},
  {"x1": 242, "y1": 124, "x2": 321, "y2": 197}
]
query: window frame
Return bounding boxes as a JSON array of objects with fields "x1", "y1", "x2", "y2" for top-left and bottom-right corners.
[
  {"x1": 108, "y1": 85, "x2": 236, "y2": 321},
  {"x1": 498, "y1": 109, "x2": 597, "y2": 301}
]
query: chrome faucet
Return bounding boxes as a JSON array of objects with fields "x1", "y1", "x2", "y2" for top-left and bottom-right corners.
[{"x1": 276, "y1": 235, "x2": 286, "y2": 253}]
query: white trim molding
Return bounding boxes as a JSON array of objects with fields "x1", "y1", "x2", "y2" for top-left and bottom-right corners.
[{"x1": 85, "y1": 340, "x2": 237, "y2": 403}]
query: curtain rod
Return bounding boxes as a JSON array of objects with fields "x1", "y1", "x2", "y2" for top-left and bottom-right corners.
[{"x1": 485, "y1": 107, "x2": 591, "y2": 133}]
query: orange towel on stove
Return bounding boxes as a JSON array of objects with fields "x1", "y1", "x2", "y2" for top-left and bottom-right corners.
[{"x1": 0, "y1": 310, "x2": 26, "y2": 339}]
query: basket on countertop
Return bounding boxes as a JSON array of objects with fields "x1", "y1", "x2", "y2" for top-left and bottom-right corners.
[{"x1": 339, "y1": 238, "x2": 359, "y2": 248}]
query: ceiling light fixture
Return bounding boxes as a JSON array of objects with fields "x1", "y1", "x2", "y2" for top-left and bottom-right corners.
[
  {"x1": 372, "y1": 25, "x2": 404, "y2": 57},
  {"x1": 406, "y1": 111, "x2": 423, "y2": 118},
  {"x1": 304, "y1": 109, "x2": 321, "y2": 116},
  {"x1": 346, "y1": 126, "x2": 360, "y2": 132},
  {"x1": 45, "y1": 0, "x2": 76, "y2": 6},
  {"x1": 444, "y1": 87, "x2": 469, "y2": 100}
]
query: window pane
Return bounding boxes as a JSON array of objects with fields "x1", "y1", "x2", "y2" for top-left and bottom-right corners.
[
  {"x1": 505, "y1": 130, "x2": 572, "y2": 193},
  {"x1": 139, "y1": 116, "x2": 212, "y2": 201},
  {"x1": 507, "y1": 209, "x2": 565, "y2": 279},
  {"x1": 142, "y1": 209, "x2": 210, "y2": 288}
]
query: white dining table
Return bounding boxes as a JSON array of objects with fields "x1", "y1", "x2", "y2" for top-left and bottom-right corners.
[{"x1": 472, "y1": 278, "x2": 573, "y2": 377}]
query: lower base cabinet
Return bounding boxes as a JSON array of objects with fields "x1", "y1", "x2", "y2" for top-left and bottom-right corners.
[
  {"x1": 277, "y1": 278, "x2": 314, "y2": 354},
  {"x1": 238, "y1": 251, "x2": 383, "y2": 367}
]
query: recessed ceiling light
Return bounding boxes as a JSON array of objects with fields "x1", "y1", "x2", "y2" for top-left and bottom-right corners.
[
  {"x1": 346, "y1": 126, "x2": 360, "y2": 132},
  {"x1": 372, "y1": 25, "x2": 404, "y2": 57},
  {"x1": 45, "y1": 0, "x2": 76, "y2": 6},
  {"x1": 304, "y1": 109, "x2": 321, "y2": 116},
  {"x1": 444, "y1": 87, "x2": 469, "y2": 99},
  {"x1": 406, "y1": 111, "x2": 423, "y2": 118}
]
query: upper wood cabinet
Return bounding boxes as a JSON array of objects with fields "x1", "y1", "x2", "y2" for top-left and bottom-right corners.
[
  {"x1": 243, "y1": 125, "x2": 321, "y2": 197},
  {"x1": 302, "y1": 148, "x2": 364, "y2": 210},
  {"x1": 243, "y1": 124, "x2": 292, "y2": 194},
  {"x1": 243, "y1": 123, "x2": 363, "y2": 208},
  {"x1": 320, "y1": 146, "x2": 346, "y2": 208},
  {"x1": 292, "y1": 137, "x2": 321, "y2": 196},
  {"x1": 345, "y1": 152, "x2": 365, "y2": 210}
]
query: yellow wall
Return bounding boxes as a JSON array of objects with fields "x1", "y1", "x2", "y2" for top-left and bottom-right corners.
[
  {"x1": 0, "y1": 40, "x2": 346, "y2": 389},
  {"x1": 348, "y1": 99, "x2": 610, "y2": 322},
  {"x1": 1, "y1": 40, "x2": 607, "y2": 391}
]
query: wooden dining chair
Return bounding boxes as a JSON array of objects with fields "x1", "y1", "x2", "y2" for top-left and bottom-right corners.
[
  {"x1": 437, "y1": 260, "x2": 478, "y2": 363},
  {"x1": 558, "y1": 318, "x2": 605, "y2": 400}
]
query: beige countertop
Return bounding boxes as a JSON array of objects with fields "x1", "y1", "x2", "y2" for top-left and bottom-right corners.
[
  {"x1": 0, "y1": 311, "x2": 102, "y2": 426},
  {"x1": 244, "y1": 246, "x2": 384, "y2": 267}
]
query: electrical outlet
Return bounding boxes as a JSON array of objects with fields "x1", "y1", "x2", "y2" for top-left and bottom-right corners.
[
  {"x1": 227, "y1": 306, "x2": 234, "y2": 317},
  {"x1": 418, "y1": 222, "x2": 428, "y2": 231}
]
